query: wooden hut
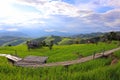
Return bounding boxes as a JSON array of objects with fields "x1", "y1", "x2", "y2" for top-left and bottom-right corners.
[{"x1": 15, "y1": 56, "x2": 48, "y2": 67}]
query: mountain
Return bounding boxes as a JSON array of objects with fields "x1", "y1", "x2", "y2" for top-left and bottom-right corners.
[
  {"x1": 33, "y1": 35, "x2": 64, "y2": 45},
  {"x1": 72, "y1": 32, "x2": 104, "y2": 39},
  {"x1": 0, "y1": 31, "x2": 29, "y2": 38},
  {"x1": 20, "y1": 29, "x2": 75, "y2": 38},
  {"x1": 0, "y1": 29, "x2": 104, "y2": 38},
  {"x1": 0, "y1": 36, "x2": 29, "y2": 46}
]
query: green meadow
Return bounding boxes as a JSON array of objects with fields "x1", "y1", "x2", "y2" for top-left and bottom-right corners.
[{"x1": 0, "y1": 41, "x2": 120, "y2": 80}]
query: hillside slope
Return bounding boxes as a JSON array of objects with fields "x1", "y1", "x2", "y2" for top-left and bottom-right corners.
[{"x1": 0, "y1": 36, "x2": 29, "y2": 46}]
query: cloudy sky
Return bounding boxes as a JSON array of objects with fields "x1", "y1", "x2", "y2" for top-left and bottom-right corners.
[{"x1": 0, "y1": 0, "x2": 120, "y2": 33}]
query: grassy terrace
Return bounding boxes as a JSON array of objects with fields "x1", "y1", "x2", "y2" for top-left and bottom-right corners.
[
  {"x1": 0, "y1": 41, "x2": 118, "y2": 62},
  {"x1": 0, "y1": 41, "x2": 120, "y2": 80}
]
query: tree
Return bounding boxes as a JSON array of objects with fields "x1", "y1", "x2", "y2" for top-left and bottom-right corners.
[
  {"x1": 42, "y1": 41, "x2": 46, "y2": 46},
  {"x1": 103, "y1": 32, "x2": 118, "y2": 43},
  {"x1": 49, "y1": 40, "x2": 54, "y2": 50},
  {"x1": 110, "y1": 32, "x2": 117, "y2": 40}
]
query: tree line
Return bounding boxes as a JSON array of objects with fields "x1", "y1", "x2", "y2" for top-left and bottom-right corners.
[{"x1": 26, "y1": 40, "x2": 54, "y2": 51}]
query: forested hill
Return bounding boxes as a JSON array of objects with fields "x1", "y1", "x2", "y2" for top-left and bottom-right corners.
[
  {"x1": 33, "y1": 35, "x2": 63, "y2": 45},
  {"x1": 33, "y1": 31, "x2": 120, "y2": 45}
]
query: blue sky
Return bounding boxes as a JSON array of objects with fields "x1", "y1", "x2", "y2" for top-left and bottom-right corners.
[{"x1": 0, "y1": 0, "x2": 120, "y2": 33}]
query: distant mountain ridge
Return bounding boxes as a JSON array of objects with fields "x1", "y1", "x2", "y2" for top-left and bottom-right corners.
[
  {"x1": 0, "y1": 31, "x2": 28, "y2": 38},
  {"x1": 20, "y1": 30, "x2": 74, "y2": 38},
  {"x1": 0, "y1": 30, "x2": 74, "y2": 38},
  {"x1": 72, "y1": 32, "x2": 104, "y2": 38}
]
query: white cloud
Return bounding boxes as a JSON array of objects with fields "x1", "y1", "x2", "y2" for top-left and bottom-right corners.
[
  {"x1": 19, "y1": 0, "x2": 94, "y2": 17},
  {"x1": 83, "y1": 9, "x2": 120, "y2": 28},
  {"x1": 102, "y1": 9, "x2": 120, "y2": 27},
  {"x1": 0, "y1": 0, "x2": 50, "y2": 27},
  {"x1": 0, "y1": 0, "x2": 120, "y2": 33},
  {"x1": 0, "y1": 0, "x2": 98, "y2": 28},
  {"x1": 6, "y1": 28, "x2": 18, "y2": 31},
  {"x1": 0, "y1": 0, "x2": 16, "y2": 18},
  {"x1": 89, "y1": 0, "x2": 120, "y2": 8},
  {"x1": 59, "y1": 30, "x2": 68, "y2": 33},
  {"x1": 0, "y1": 10, "x2": 47, "y2": 27},
  {"x1": 20, "y1": 0, "x2": 80, "y2": 17},
  {"x1": 107, "y1": 0, "x2": 120, "y2": 7},
  {"x1": 0, "y1": 28, "x2": 3, "y2": 30},
  {"x1": 4, "y1": 0, "x2": 93, "y2": 28},
  {"x1": 45, "y1": 29, "x2": 55, "y2": 32},
  {"x1": 76, "y1": 0, "x2": 120, "y2": 12}
]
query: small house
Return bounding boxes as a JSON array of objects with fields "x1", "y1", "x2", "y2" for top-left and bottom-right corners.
[
  {"x1": 23, "y1": 56, "x2": 48, "y2": 64},
  {"x1": 15, "y1": 56, "x2": 48, "y2": 67}
]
